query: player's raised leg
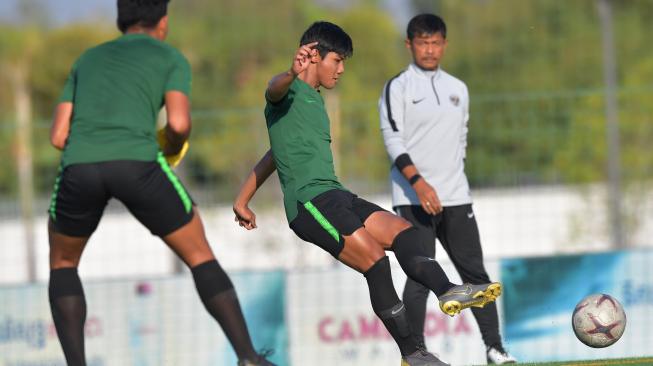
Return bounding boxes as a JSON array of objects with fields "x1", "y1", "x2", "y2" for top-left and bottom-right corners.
[
  {"x1": 363, "y1": 210, "x2": 502, "y2": 317},
  {"x1": 437, "y1": 206, "x2": 513, "y2": 362}
]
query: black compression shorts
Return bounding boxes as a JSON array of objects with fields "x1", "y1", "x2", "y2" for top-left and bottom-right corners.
[
  {"x1": 289, "y1": 189, "x2": 388, "y2": 258},
  {"x1": 48, "y1": 155, "x2": 194, "y2": 237}
]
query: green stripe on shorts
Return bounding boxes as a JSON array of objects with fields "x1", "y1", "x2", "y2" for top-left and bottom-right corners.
[
  {"x1": 303, "y1": 201, "x2": 340, "y2": 243},
  {"x1": 157, "y1": 152, "x2": 192, "y2": 213},
  {"x1": 48, "y1": 164, "x2": 63, "y2": 220}
]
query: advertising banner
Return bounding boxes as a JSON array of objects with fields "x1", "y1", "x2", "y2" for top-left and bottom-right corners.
[
  {"x1": 287, "y1": 259, "x2": 502, "y2": 366},
  {"x1": 502, "y1": 249, "x2": 653, "y2": 362},
  {"x1": 0, "y1": 271, "x2": 287, "y2": 366}
]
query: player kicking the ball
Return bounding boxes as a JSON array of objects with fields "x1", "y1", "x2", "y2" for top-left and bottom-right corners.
[
  {"x1": 47, "y1": 1, "x2": 274, "y2": 365},
  {"x1": 233, "y1": 21, "x2": 501, "y2": 366}
]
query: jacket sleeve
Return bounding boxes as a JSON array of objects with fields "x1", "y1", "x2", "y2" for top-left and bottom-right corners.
[
  {"x1": 378, "y1": 74, "x2": 408, "y2": 164},
  {"x1": 461, "y1": 84, "x2": 470, "y2": 160}
]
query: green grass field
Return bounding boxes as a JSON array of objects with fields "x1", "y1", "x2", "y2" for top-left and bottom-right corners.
[{"x1": 481, "y1": 357, "x2": 653, "y2": 366}]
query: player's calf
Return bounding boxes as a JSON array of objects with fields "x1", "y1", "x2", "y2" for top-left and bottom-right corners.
[
  {"x1": 391, "y1": 227, "x2": 455, "y2": 295},
  {"x1": 364, "y1": 256, "x2": 423, "y2": 356},
  {"x1": 191, "y1": 260, "x2": 260, "y2": 362},
  {"x1": 49, "y1": 267, "x2": 87, "y2": 366}
]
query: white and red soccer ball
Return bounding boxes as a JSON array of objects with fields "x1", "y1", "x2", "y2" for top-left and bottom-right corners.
[{"x1": 572, "y1": 293, "x2": 627, "y2": 348}]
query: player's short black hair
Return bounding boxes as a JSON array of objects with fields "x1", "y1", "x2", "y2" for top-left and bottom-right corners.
[
  {"x1": 300, "y1": 21, "x2": 353, "y2": 59},
  {"x1": 407, "y1": 14, "x2": 447, "y2": 40},
  {"x1": 117, "y1": 0, "x2": 170, "y2": 33}
]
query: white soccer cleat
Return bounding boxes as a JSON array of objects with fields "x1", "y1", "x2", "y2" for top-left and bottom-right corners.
[{"x1": 486, "y1": 345, "x2": 517, "y2": 364}]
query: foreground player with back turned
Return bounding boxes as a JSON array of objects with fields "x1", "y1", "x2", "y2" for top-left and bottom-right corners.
[
  {"x1": 47, "y1": 1, "x2": 274, "y2": 365},
  {"x1": 379, "y1": 14, "x2": 516, "y2": 364},
  {"x1": 233, "y1": 21, "x2": 502, "y2": 366}
]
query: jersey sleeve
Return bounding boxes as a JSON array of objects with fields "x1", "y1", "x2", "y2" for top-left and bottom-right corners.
[
  {"x1": 265, "y1": 88, "x2": 289, "y2": 106},
  {"x1": 165, "y1": 50, "x2": 192, "y2": 97},
  {"x1": 379, "y1": 74, "x2": 408, "y2": 163},
  {"x1": 58, "y1": 59, "x2": 79, "y2": 103}
]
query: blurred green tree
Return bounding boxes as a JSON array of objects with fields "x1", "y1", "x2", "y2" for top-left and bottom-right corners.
[{"x1": 0, "y1": 0, "x2": 650, "y2": 201}]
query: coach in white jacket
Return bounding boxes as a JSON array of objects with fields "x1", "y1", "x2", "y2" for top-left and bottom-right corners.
[{"x1": 378, "y1": 14, "x2": 516, "y2": 365}]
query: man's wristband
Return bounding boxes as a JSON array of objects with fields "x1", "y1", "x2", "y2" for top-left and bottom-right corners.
[
  {"x1": 409, "y1": 174, "x2": 422, "y2": 186},
  {"x1": 394, "y1": 153, "x2": 414, "y2": 171}
]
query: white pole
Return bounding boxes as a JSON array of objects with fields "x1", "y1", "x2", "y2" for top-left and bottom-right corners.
[{"x1": 598, "y1": 0, "x2": 625, "y2": 248}]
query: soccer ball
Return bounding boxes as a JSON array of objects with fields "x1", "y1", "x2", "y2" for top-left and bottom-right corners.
[{"x1": 572, "y1": 293, "x2": 626, "y2": 348}]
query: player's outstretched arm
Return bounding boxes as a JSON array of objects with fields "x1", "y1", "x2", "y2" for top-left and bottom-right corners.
[
  {"x1": 161, "y1": 90, "x2": 191, "y2": 156},
  {"x1": 50, "y1": 102, "x2": 73, "y2": 150},
  {"x1": 233, "y1": 149, "x2": 277, "y2": 230},
  {"x1": 266, "y1": 41, "x2": 319, "y2": 103}
]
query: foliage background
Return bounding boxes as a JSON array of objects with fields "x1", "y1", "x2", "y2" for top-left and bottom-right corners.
[{"x1": 0, "y1": 0, "x2": 651, "y2": 204}]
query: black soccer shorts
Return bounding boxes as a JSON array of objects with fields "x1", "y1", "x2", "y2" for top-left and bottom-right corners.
[
  {"x1": 48, "y1": 154, "x2": 194, "y2": 237},
  {"x1": 289, "y1": 189, "x2": 388, "y2": 258}
]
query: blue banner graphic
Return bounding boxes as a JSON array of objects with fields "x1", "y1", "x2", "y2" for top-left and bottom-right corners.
[{"x1": 501, "y1": 249, "x2": 653, "y2": 362}]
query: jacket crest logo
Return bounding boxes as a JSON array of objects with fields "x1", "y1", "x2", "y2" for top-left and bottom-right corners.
[{"x1": 449, "y1": 95, "x2": 460, "y2": 106}]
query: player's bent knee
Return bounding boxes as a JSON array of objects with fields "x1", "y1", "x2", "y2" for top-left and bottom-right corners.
[
  {"x1": 360, "y1": 243, "x2": 385, "y2": 269},
  {"x1": 367, "y1": 240, "x2": 386, "y2": 258},
  {"x1": 182, "y1": 246, "x2": 215, "y2": 268},
  {"x1": 394, "y1": 216, "x2": 412, "y2": 231},
  {"x1": 391, "y1": 226, "x2": 421, "y2": 251},
  {"x1": 391, "y1": 222, "x2": 417, "y2": 243},
  {"x1": 351, "y1": 247, "x2": 383, "y2": 273}
]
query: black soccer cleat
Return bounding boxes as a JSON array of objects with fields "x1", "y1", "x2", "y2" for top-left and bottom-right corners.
[
  {"x1": 401, "y1": 345, "x2": 450, "y2": 366},
  {"x1": 438, "y1": 282, "x2": 502, "y2": 317}
]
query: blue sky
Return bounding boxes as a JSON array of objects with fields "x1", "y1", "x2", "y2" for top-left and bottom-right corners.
[
  {"x1": 0, "y1": 0, "x2": 115, "y2": 26},
  {"x1": 0, "y1": 0, "x2": 411, "y2": 30}
]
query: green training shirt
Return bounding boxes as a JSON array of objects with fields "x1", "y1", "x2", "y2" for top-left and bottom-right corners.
[
  {"x1": 265, "y1": 78, "x2": 344, "y2": 222},
  {"x1": 59, "y1": 33, "x2": 191, "y2": 167}
]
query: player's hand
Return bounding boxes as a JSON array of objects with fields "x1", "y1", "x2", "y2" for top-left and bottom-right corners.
[
  {"x1": 233, "y1": 204, "x2": 257, "y2": 230},
  {"x1": 291, "y1": 42, "x2": 319, "y2": 76},
  {"x1": 413, "y1": 178, "x2": 442, "y2": 215},
  {"x1": 157, "y1": 128, "x2": 189, "y2": 167}
]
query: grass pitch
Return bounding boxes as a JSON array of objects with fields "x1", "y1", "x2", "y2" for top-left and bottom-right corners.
[{"x1": 499, "y1": 357, "x2": 653, "y2": 366}]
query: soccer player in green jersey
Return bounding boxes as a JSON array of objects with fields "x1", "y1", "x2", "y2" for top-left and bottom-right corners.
[
  {"x1": 48, "y1": 1, "x2": 274, "y2": 365},
  {"x1": 233, "y1": 21, "x2": 502, "y2": 366}
]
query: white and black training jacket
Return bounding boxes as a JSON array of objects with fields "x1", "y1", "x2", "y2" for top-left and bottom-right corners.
[{"x1": 378, "y1": 63, "x2": 472, "y2": 207}]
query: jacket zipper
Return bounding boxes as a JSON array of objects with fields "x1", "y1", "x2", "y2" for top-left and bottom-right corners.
[{"x1": 430, "y1": 75, "x2": 441, "y2": 105}]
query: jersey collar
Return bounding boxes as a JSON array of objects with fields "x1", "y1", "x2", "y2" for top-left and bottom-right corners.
[
  {"x1": 119, "y1": 33, "x2": 156, "y2": 42},
  {"x1": 294, "y1": 77, "x2": 323, "y2": 100},
  {"x1": 409, "y1": 63, "x2": 442, "y2": 80}
]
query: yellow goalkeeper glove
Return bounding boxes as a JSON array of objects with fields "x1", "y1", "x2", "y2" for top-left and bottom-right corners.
[{"x1": 157, "y1": 128, "x2": 189, "y2": 168}]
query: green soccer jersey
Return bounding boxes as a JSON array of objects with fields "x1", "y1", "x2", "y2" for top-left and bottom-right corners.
[
  {"x1": 59, "y1": 33, "x2": 191, "y2": 167},
  {"x1": 265, "y1": 78, "x2": 344, "y2": 222}
]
